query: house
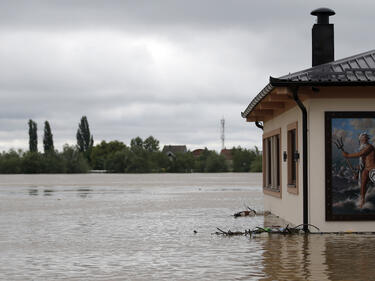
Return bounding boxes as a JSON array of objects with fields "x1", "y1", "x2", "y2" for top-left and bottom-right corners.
[
  {"x1": 192, "y1": 149, "x2": 204, "y2": 158},
  {"x1": 242, "y1": 8, "x2": 375, "y2": 232},
  {"x1": 162, "y1": 145, "x2": 187, "y2": 159}
]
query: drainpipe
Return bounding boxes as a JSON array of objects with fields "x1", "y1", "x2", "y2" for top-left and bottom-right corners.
[
  {"x1": 291, "y1": 87, "x2": 309, "y2": 233},
  {"x1": 255, "y1": 121, "x2": 263, "y2": 130}
]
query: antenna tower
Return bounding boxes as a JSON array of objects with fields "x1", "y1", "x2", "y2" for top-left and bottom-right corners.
[{"x1": 220, "y1": 117, "x2": 225, "y2": 150}]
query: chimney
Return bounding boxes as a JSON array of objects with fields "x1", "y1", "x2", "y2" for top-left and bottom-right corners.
[{"x1": 311, "y1": 8, "x2": 335, "y2": 66}]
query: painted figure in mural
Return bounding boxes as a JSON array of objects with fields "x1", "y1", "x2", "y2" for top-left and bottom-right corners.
[{"x1": 342, "y1": 132, "x2": 375, "y2": 208}]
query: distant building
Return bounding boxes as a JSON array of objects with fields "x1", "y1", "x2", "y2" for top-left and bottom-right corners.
[
  {"x1": 162, "y1": 145, "x2": 187, "y2": 159},
  {"x1": 192, "y1": 149, "x2": 204, "y2": 158}
]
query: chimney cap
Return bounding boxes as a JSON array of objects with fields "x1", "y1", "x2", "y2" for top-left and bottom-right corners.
[
  {"x1": 311, "y1": 7, "x2": 335, "y2": 17},
  {"x1": 311, "y1": 7, "x2": 335, "y2": 24}
]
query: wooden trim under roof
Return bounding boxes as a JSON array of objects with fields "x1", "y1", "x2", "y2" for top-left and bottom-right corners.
[
  {"x1": 246, "y1": 87, "x2": 295, "y2": 122},
  {"x1": 245, "y1": 86, "x2": 317, "y2": 122}
]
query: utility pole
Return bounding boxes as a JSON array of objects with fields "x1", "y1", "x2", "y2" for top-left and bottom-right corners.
[{"x1": 220, "y1": 117, "x2": 225, "y2": 150}]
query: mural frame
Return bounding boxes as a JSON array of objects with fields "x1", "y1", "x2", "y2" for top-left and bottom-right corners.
[{"x1": 326, "y1": 111, "x2": 375, "y2": 221}]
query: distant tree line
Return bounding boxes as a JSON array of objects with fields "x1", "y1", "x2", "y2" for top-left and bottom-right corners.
[{"x1": 0, "y1": 116, "x2": 262, "y2": 174}]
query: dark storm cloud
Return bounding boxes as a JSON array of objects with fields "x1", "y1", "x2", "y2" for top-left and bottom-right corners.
[{"x1": 0, "y1": 1, "x2": 374, "y2": 151}]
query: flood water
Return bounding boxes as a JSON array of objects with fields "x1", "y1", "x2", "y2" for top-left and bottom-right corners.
[{"x1": 0, "y1": 173, "x2": 375, "y2": 280}]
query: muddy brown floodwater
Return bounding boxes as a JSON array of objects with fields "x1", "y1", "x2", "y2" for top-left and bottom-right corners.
[{"x1": 0, "y1": 173, "x2": 375, "y2": 280}]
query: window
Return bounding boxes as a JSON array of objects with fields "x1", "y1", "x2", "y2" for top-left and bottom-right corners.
[
  {"x1": 263, "y1": 128, "x2": 281, "y2": 197},
  {"x1": 287, "y1": 122, "x2": 298, "y2": 194}
]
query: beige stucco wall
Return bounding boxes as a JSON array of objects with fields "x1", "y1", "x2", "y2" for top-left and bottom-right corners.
[
  {"x1": 263, "y1": 105, "x2": 304, "y2": 226},
  {"x1": 309, "y1": 97, "x2": 375, "y2": 232},
  {"x1": 262, "y1": 87, "x2": 375, "y2": 232}
]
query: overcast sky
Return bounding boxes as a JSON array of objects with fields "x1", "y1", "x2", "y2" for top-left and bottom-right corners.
[{"x1": 0, "y1": 0, "x2": 374, "y2": 152}]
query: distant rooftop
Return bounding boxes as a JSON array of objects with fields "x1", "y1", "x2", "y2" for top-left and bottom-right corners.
[{"x1": 162, "y1": 145, "x2": 187, "y2": 155}]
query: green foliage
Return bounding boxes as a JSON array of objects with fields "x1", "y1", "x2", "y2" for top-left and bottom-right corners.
[
  {"x1": 105, "y1": 149, "x2": 131, "y2": 173},
  {"x1": 205, "y1": 152, "x2": 228, "y2": 172},
  {"x1": 144, "y1": 136, "x2": 159, "y2": 152},
  {"x1": 250, "y1": 146, "x2": 262, "y2": 172},
  {"x1": 28, "y1": 119, "x2": 38, "y2": 152},
  {"x1": 231, "y1": 146, "x2": 263, "y2": 172},
  {"x1": 90, "y1": 140, "x2": 127, "y2": 170},
  {"x1": 61, "y1": 145, "x2": 90, "y2": 173},
  {"x1": 149, "y1": 151, "x2": 170, "y2": 172},
  {"x1": 76, "y1": 116, "x2": 93, "y2": 153},
  {"x1": 2, "y1": 123, "x2": 263, "y2": 174},
  {"x1": 130, "y1": 137, "x2": 144, "y2": 154},
  {"x1": 169, "y1": 152, "x2": 195, "y2": 173},
  {"x1": 43, "y1": 121, "x2": 54, "y2": 153},
  {"x1": 42, "y1": 152, "x2": 66, "y2": 173},
  {"x1": 126, "y1": 154, "x2": 150, "y2": 173},
  {"x1": 21, "y1": 151, "x2": 45, "y2": 173},
  {"x1": 0, "y1": 146, "x2": 89, "y2": 174},
  {"x1": 0, "y1": 150, "x2": 22, "y2": 173},
  {"x1": 194, "y1": 148, "x2": 212, "y2": 172},
  {"x1": 232, "y1": 147, "x2": 253, "y2": 172}
]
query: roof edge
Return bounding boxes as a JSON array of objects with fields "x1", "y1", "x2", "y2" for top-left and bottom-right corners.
[
  {"x1": 241, "y1": 82, "x2": 274, "y2": 118},
  {"x1": 270, "y1": 76, "x2": 375, "y2": 87}
]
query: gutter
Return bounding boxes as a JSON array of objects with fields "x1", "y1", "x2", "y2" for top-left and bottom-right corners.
[
  {"x1": 270, "y1": 77, "x2": 375, "y2": 87},
  {"x1": 291, "y1": 86, "x2": 309, "y2": 233}
]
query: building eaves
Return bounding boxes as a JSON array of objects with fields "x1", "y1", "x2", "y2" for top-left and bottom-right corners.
[
  {"x1": 241, "y1": 83, "x2": 274, "y2": 118},
  {"x1": 241, "y1": 49, "x2": 375, "y2": 119}
]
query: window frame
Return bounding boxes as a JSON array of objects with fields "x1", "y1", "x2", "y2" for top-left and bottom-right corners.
[
  {"x1": 262, "y1": 128, "x2": 282, "y2": 198},
  {"x1": 287, "y1": 122, "x2": 299, "y2": 195}
]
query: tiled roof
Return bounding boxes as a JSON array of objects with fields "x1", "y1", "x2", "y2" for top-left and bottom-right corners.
[
  {"x1": 242, "y1": 49, "x2": 375, "y2": 118},
  {"x1": 162, "y1": 145, "x2": 187, "y2": 154},
  {"x1": 277, "y1": 49, "x2": 375, "y2": 83}
]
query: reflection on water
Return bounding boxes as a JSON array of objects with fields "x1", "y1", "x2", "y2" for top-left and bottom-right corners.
[
  {"x1": 28, "y1": 188, "x2": 38, "y2": 196},
  {"x1": 258, "y1": 234, "x2": 375, "y2": 281},
  {"x1": 77, "y1": 188, "x2": 92, "y2": 198},
  {"x1": 43, "y1": 189, "x2": 54, "y2": 196},
  {"x1": 26, "y1": 187, "x2": 93, "y2": 198},
  {"x1": 0, "y1": 173, "x2": 374, "y2": 280}
]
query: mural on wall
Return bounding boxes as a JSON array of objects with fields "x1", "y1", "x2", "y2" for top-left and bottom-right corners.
[{"x1": 326, "y1": 112, "x2": 375, "y2": 220}]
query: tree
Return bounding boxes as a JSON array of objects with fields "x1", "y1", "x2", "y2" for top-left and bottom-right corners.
[
  {"x1": 90, "y1": 140, "x2": 128, "y2": 170},
  {"x1": 232, "y1": 147, "x2": 254, "y2": 172},
  {"x1": 61, "y1": 144, "x2": 90, "y2": 173},
  {"x1": 0, "y1": 150, "x2": 22, "y2": 173},
  {"x1": 105, "y1": 149, "x2": 131, "y2": 172},
  {"x1": 28, "y1": 119, "x2": 38, "y2": 152},
  {"x1": 170, "y1": 152, "x2": 194, "y2": 173},
  {"x1": 130, "y1": 137, "x2": 144, "y2": 154},
  {"x1": 205, "y1": 152, "x2": 228, "y2": 172},
  {"x1": 76, "y1": 116, "x2": 93, "y2": 153},
  {"x1": 144, "y1": 136, "x2": 160, "y2": 152},
  {"x1": 250, "y1": 146, "x2": 262, "y2": 172},
  {"x1": 21, "y1": 151, "x2": 45, "y2": 173},
  {"x1": 43, "y1": 121, "x2": 54, "y2": 153}
]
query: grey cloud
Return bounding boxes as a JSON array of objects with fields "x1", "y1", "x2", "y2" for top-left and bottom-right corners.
[{"x1": 0, "y1": 1, "x2": 374, "y2": 153}]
